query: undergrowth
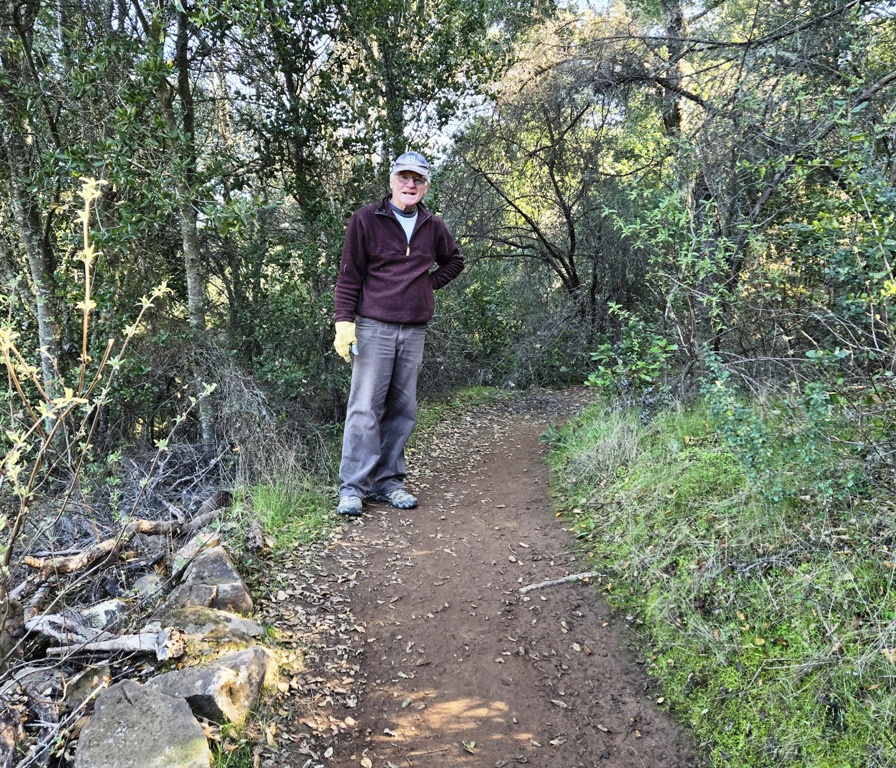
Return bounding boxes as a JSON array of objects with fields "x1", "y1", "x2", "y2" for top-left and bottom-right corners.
[{"x1": 547, "y1": 399, "x2": 896, "y2": 767}]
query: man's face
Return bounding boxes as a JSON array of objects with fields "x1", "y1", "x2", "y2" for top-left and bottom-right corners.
[{"x1": 390, "y1": 171, "x2": 429, "y2": 212}]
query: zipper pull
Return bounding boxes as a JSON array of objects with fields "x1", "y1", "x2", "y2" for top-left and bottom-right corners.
[{"x1": 406, "y1": 245, "x2": 410, "y2": 257}]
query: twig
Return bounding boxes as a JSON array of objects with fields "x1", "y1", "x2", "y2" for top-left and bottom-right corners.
[
  {"x1": 15, "y1": 676, "x2": 110, "y2": 768},
  {"x1": 519, "y1": 571, "x2": 602, "y2": 594},
  {"x1": 405, "y1": 746, "x2": 451, "y2": 765}
]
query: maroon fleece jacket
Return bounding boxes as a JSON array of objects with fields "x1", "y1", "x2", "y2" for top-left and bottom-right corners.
[{"x1": 334, "y1": 196, "x2": 464, "y2": 324}]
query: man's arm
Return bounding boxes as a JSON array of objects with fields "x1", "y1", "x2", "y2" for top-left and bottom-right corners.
[
  {"x1": 430, "y1": 223, "x2": 464, "y2": 289},
  {"x1": 334, "y1": 212, "x2": 367, "y2": 322}
]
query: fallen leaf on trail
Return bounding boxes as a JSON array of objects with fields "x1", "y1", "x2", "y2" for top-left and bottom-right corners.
[
  {"x1": 463, "y1": 740, "x2": 477, "y2": 754},
  {"x1": 360, "y1": 757, "x2": 373, "y2": 768},
  {"x1": 549, "y1": 737, "x2": 567, "y2": 746}
]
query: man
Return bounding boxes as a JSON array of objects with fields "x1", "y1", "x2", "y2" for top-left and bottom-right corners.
[{"x1": 333, "y1": 151, "x2": 465, "y2": 517}]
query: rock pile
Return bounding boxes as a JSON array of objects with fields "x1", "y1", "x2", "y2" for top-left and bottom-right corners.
[{"x1": 2, "y1": 531, "x2": 277, "y2": 768}]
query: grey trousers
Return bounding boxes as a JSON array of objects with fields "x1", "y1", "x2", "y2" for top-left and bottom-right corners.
[{"x1": 338, "y1": 317, "x2": 426, "y2": 499}]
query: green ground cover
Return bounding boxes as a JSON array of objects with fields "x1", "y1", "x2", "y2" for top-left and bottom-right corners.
[{"x1": 546, "y1": 400, "x2": 896, "y2": 767}]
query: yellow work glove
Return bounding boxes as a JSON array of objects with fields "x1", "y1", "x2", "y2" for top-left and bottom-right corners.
[{"x1": 334, "y1": 321, "x2": 357, "y2": 363}]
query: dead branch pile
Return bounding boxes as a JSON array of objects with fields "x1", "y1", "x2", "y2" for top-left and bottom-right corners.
[{"x1": 0, "y1": 444, "x2": 236, "y2": 768}]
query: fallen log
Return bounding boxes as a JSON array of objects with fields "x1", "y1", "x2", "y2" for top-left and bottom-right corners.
[
  {"x1": 46, "y1": 627, "x2": 185, "y2": 661},
  {"x1": 184, "y1": 490, "x2": 233, "y2": 535},
  {"x1": 23, "y1": 519, "x2": 179, "y2": 576}
]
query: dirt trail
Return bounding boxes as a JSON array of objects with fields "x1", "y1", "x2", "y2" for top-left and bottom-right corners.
[{"x1": 257, "y1": 390, "x2": 705, "y2": 768}]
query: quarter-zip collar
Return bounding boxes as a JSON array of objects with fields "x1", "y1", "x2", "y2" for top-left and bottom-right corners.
[{"x1": 375, "y1": 194, "x2": 433, "y2": 228}]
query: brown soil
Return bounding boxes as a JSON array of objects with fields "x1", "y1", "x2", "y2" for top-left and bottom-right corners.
[{"x1": 254, "y1": 389, "x2": 706, "y2": 768}]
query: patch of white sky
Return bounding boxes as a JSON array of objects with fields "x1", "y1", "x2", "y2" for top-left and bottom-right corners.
[{"x1": 417, "y1": 0, "x2": 618, "y2": 167}]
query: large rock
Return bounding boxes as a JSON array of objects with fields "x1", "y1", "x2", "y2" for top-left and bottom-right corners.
[
  {"x1": 159, "y1": 547, "x2": 253, "y2": 615},
  {"x1": 74, "y1": 680, "x2": 210, "y2": 768},
  {"x1": 79, "y1": 599, "x2": 130, "y2": 631},
  {"x1": 148, "y1": 607, "x2": 263, "y2": 653},
  {"x1": 170, "y1": 532, "x2": 220, "y2": 580},
  {"x1": 147, "y1": 647, "x2": 276, "y2": 725}
]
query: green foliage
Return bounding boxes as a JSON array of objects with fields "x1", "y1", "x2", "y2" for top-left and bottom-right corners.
[
  {"x1": 548, "y1": 398, "x2": 896, "y2": 768},
  {"x1": 587, "y1": 304, "x2": 678, "y2": 401},
  {"x1": 458, "y1": 279, "x2": 521, "y2": 358},
  {"x1": 702, "y1": 353, "x2": 864, "y2": 506},
  {"x1": 210, "y1": 721, "x2": 257, "y2": 768}
]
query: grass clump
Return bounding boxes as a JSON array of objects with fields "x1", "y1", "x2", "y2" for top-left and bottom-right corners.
[
  {"x1": 246, "y1": 477, "x2": 333, "y2": 550},
  {"x1": 547, "y1": 399, "x2": 896, "y2": 768}
]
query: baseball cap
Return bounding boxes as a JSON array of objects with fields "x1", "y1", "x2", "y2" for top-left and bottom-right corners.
[{"x1": 391, "y1": 151, "x2": 431, "y2": 181}]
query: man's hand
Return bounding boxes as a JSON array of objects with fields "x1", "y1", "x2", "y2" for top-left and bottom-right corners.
[{"x1": 334, "y1": 321, "x2": 357, "y2": 362}]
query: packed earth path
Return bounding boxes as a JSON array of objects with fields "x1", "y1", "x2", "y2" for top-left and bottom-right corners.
[{"x1": 251, "y1": 389, "x2": 706, "y2": 768}]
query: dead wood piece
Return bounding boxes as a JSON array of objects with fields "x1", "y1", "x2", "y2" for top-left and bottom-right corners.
[
  {"x1": 23, "y1": 580, "x2": 56, "y2": 623},
  {"x1": 0, "y1": 703, "x2": 24, "y2": 768},
  {"x1": 46, "y1": 627, "x2": 184, "y2": 661},
  {"x1": 518, "y1": 571, "x2": 602, "y2": 595},
  {"x1": 25, "y1": 614, "x2": 103, "y2": 645},
  {"x1": 9, "y1": 575, "x2": 46, "y2": 604},
  {"x1": 23, "y1": 519, "x2": 179, "y2": 575},
  {"x1": 184, "y1": 490, "x2": 233, "y2": 535}
]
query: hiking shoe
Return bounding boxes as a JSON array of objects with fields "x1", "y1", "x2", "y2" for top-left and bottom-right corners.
[
  {"x1": 369, "y1": 488, "x2": 418, "y2": 509},
  {"x1": 336, "y1": 495, "x2": 363, "y2": 517}
]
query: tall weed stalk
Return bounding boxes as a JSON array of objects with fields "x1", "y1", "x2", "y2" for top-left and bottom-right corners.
[{"x1": 0, "y1": 179, "x2": 172, "y2": 665}]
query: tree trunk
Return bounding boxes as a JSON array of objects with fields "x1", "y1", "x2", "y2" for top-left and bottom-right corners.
[
  {"x1": 660, "y1": 0, "x2": 685, "y2": 135},
  {"x1": 0, "y1": 81, "x2": 61, "y2": 402},
  {"x1": 155, "y1": 12, "x2": 215, "y2": 449}
]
